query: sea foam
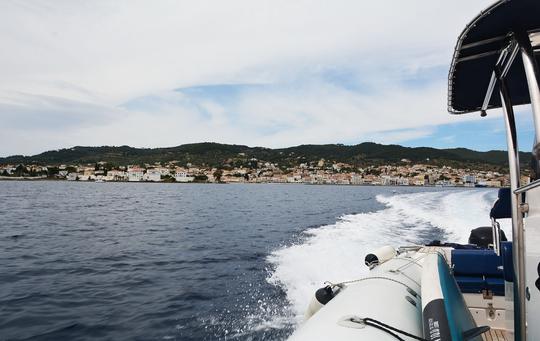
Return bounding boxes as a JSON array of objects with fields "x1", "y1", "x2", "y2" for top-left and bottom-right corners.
[{"x1": 266, "y1": 189, "x2": 510, "y2": 324}]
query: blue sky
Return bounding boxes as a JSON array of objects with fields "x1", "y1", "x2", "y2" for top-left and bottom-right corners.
[
  {"x1": 403, "y1": 110, "x2": 536, "y2": 152},
  {"x1": 2, "y1": 0, "x2": 526, "y2": 157}
]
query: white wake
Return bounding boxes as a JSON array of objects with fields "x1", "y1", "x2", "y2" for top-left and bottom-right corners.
[{"x1": 266, "y1": 189, "x2": 510, "y2": 324}]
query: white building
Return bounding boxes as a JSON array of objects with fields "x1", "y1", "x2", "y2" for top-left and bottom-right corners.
[
  {"x1": 175, "y1": 171, "x2": 194, "y2": 183},
  {"x1": 351, "y1": 174, "x2": 363, "y2": 185},
  {"x1": 106, "y1": 170, "x2": 127, "y2": 181},
  {"x1": 1, "y1": 166, "x2": 16, "y2": 175},
  {"x1": 397, "y1": 178, "x2": 410, "y2": 186},
  {"x1": 82, "y1": 167, "x2": 95, "y2": 178},
  {"x1": 155, "y1": 167, "x2": 171, "y2": 176},
  {"x1": 127, "y1": 168, "x2": 144, "y2": 182},
  {"x1": 463, "y1": 174, "x2": 476, "y2": 187},
  {"x1": 286, "y1": 175, "x2": 302, "y2": 183},
  {"x1": 144, "y1": 169, "x2": 161, "y2": 182}
]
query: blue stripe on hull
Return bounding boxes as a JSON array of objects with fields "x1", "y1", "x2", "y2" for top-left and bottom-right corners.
[
  {"x1": 422, "y1": 253, "x2": 482, "y2": 341},
  {"x1": 438, "y1": 253, "x2": 482, "y2": 341}
]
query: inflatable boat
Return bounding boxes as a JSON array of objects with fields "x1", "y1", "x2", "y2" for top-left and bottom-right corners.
[
  {"x1": 291, "y1": 0, "x2": 540, "y2": 340},
  {"x1": 292, "y1": 240, "x2": 510, "y2": 341}
]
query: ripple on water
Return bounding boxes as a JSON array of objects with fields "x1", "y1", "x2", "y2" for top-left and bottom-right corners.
[{"x1": 0, "y1": 182, "x2": 471, "y2": 340}]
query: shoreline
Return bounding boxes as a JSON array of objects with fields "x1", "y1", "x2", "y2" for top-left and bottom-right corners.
[{"x1": 0, "y1": 178, "x2": 491, "y2": 188}]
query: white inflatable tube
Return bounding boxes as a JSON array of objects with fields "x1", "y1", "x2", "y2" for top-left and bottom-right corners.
[
  {"x1": 290, "y1": 251, "x2": 424, "y2": 340},
  {"x1": 365, "y1": 246, "x2": 397, "y2": 268}
]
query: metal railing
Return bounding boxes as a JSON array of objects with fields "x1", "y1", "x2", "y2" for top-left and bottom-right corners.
[
  {"x1": 496, "y1": 34, "x2": 534, "y2": 340},
  {"x1": 515, "y1": 178, "x2": 540, "y2": 194}
]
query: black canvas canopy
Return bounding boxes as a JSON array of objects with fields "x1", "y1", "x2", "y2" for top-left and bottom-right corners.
[{"x1": 448, "y1": 0, "x2": 540, "y2": 114}]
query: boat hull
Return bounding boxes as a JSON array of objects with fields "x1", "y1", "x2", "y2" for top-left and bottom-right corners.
[
  {"x1": 290, "y1": 248, "x2": 482, "y2": 341},
  {"x1": 422, "y1": 252, "x2": 481, "y2": 341},
  {"x1": 290, "y1": 251, "x2": 424, "y2": 340}
]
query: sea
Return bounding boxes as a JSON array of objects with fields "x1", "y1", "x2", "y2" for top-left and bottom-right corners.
[{"x1": 0, "y1": 181, "x2": 507, "y2": 341}]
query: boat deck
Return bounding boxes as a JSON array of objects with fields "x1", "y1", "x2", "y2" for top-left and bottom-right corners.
[{"x1": 482, "y1": 329, "x2": 507, "y2": 341}]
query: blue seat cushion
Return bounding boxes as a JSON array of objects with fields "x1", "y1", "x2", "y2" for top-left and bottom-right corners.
[
  {"x1": 501, "y1": 241, "x2": 514, "y2": 282},
  {"x1": 452, "y1": 249, "x2": 502, "y2": 276},
  {"x1": 454, "y1": 275, "x2": 485, "y2": 293},
  {"x1": 486, "y1": 277, "x2": 505, "y2": 296}
]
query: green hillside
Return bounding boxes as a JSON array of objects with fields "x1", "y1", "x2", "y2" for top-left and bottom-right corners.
[{"x1": 0, "y1": 142, "x2": 529, "y2": 170}]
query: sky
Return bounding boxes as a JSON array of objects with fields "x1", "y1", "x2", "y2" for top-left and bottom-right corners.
[{"x1": 0, "y1": 0, "x2": 535, "y2": 157}]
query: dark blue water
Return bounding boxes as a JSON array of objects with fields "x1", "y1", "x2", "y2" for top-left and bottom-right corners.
[{"x1": 0, "y1": 182, "x2": 449, "y2": 340}]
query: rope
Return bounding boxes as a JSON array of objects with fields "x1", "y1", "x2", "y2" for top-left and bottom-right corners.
[
  {"x1": 393, "y1": 254, "x2": 428, "y2": 271},
  {"x1": 347, "y1": 316, "x2": 429, "y2": 341},
  {"x1": 325, "y1": 276, "x2": 420, "y2": 298},
  {"x1": 388, "y1": 269, "x2": 420, "y2": 288},
  {"x1": 322, "y1": 249, "x2": 455, "y2": 314},
  {"x1": 323, "y1": 249, "x2": 454, "y2": 341}
]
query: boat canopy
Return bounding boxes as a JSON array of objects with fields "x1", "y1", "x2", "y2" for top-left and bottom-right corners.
[{"x1": 448, "y1": 0, "x2": 540, "y2": 114}]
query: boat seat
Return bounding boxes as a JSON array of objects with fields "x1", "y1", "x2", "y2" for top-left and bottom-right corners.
[
  {"x1": 452, "y1": 249, "x2": 502, "y2": 276},
  {"x1": 454, "y1": 275, "x2": 485, "y2": 293},
  {"x1": 501, "y1": 241, "x2": 514, "y2": 282},
  {"x1": 452, "y1": 249, "x2": 505, "y2": 295},
  {"x1": 486, "y1": 277, "x2": 505, "y2": 296}
]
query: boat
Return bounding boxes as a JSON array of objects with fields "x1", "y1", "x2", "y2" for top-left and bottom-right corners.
[{"x1": 290, "y1": 0, "x2": 540, "y2": 340}]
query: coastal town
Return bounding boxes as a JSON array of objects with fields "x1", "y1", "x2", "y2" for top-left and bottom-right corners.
[{"x1": 0, "y1": 157, "x2": 528, "y2": 187}]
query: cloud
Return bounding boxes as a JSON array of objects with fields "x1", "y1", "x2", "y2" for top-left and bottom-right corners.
[
  {"x1": 97, "y1": 77, "x2": 479, "y2": 150},
  {"x1": 439, "y1": 135, "x2": 456, "y2": 143},
  {"x1": 0, "y1": 0, "x2": 496, "y2": 156},
  {"x1": 0, "y1": 91, "x2": 116, "y2": 130},
  {"x1": 366, "y1": 128, "x2": 437, "y2": 145}
]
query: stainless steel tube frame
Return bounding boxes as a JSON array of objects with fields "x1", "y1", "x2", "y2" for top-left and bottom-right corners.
[
  {"x1": 519, "y1": 35, "x2": 540, "y2": 150},
  {"x1": 491, "y1": 217, "x2": 501, "y2": 256},
  {"x1": 499, "y1": 74, "x2": 526, "y2": 341}
]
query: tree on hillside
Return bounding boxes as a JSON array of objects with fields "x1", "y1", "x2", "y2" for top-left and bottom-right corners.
[
  {"x1": 213, "y1": 169, "x2": 223, "y2": 183},
  {"x1": 15, "y1": 164, "x2": 26, "y2": 177},
  {"x1": 193, "y1": 175, "x2": 208, "y2": 183}
]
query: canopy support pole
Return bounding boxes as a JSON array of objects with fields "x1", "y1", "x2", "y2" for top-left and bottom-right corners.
[
  {"x1": 481, "y1": 41, "x2": 519, "y2": 114},
  {"x1": 497, "y1": 66, "x2": 526, "y2": 341},
  {"x1": 518, "y1": 32, "x2": 540, "y2": 155}
]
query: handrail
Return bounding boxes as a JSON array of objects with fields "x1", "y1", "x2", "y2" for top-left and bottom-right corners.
[
  {"x1": 515, "y1": 178, "x2": 540, "y2": 194},
  {"x1": 497, "y1": 46, "x2": 527, "y2": 340},
  {"x1": 518, "y1": 30, "x2": 540, "y2": 149}
]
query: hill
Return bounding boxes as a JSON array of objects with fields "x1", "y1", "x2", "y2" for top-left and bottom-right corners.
[{"x1": 0, "y1": 142, "x2": 529, "y2": 170}]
